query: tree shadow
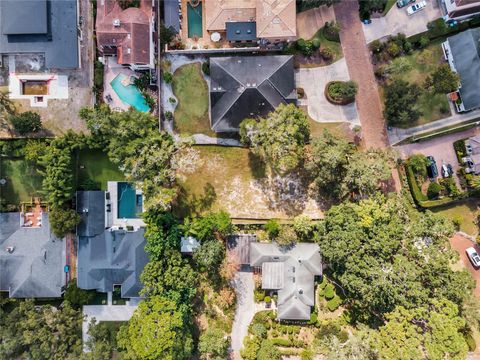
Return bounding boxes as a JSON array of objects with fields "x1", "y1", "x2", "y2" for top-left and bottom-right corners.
[
  {"x1": 174, "y1": 182, "x2": 217, "y2": 218},
  {"x1": 248, "y1": 151, "x2": 266, "y2": 179}
]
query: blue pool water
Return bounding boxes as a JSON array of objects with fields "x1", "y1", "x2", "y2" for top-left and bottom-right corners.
[
  {"x1": 110, "y1": 74, "x2": 150, "y2": 112},
  {"x1": 187, "y1": 2, "x2": 203, "y2": 38},
  {"x1": 117, "y1": 182, "x2": 142, "y2": 219}
]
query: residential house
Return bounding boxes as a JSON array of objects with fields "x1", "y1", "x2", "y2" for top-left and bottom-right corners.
[
  {"x1": 442, "y1": 28, "x2": 480, "y2": 112},
  {"x1": 0, "y1": 212, "x2": 65, "y2": 298},
  {"x1": 163, "y1": 0, "x2": 180, "y2": 34},
  {"x1": 209, "y1": 55, "x2": 296, "y2": 132},
  {"x1": 0, "y1": 0, "x2": 79, "y2": 107},
  {"x1": 249, "y1": 242, "x2": 322, "y2": 321},
  {"x1": 442, "y1": 0, "x2": 480, "y2": 21},
  {"x1": 76, "y1": 190, "x2": 148, "y2": 299},
  {"x1": 96, "y1": 0, "x2": 154, "y2": 70},
  {"x1": 205, "y1": 0, "x2": 296, "y2": 43}
]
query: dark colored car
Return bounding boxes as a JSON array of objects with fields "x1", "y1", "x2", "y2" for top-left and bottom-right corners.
[
  {"x1": 447, "y1": 164, "x2": 454, "y2": 176},
  {"x1": 426, "y1": 156, "x2": 438, "y2": 179},
  {"x1": 397, "y1": 0, "x2": 415, "y2": 8}
]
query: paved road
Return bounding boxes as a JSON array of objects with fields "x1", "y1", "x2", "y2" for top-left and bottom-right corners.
[
  {"x1": 363, "y1": 1, "x2": 442, "y2": 43},
  {"x1": 82, "y1": 304, "x2": 137, "y2": 351},
  {"x1": 230, "y1": 271, "x2": 255, "y2": 356},
  {"x1": 388, "y1": 108, "x2": 480, "y2": 145},
  {"x1": 334, "y1": 0, "x2": 389, "y2": 149},
  {"x1": 296, "y1": 58, "x2": 359, "y2": 124},
  {"x1": 450, "y1": 233, "x2": 480, "y2": 297}
]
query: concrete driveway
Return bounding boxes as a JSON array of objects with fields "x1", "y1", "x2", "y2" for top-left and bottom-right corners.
[
  {"x1": 451, "y1": 233, "x2": 480, "y2": 297},
  {"x1": 296, "y1": 5, "x2": 335, "y2": 39},
  {"x1": 230, "y1": 270, "x2": 254, "y2": 356},
  {"x1": 363, "y1": 1, "x2": 442, "y2": 43},
  {"x1": 295, "y1": 58, "x2": 359, "y2": 124}
]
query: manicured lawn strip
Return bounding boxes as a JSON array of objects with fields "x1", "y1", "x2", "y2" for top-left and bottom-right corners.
[
  {"x1": 76, "y1": 149, "x2": 124, "y2": 190},
  {"x1": 432, "y1": 199, "x2": 479, "y2": 236},
  {"x1": 172, "y1": 63, "x2": 212, "y2": 136},
  {"x1": 0, "y1": 157, "x2": 44, "y2": 205}
]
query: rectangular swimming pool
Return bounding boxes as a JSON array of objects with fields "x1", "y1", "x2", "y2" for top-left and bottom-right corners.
[
  {"x1": 187, "y1": 2, "x2": 203, "y2": 38},
  {"x1": 110, "y1": 73, "x2": 150, "y2": 113},
  {"x1": 117, "y1": 182, "x2": 142, "y2": 219}
]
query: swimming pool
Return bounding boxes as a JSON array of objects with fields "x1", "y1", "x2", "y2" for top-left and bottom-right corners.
[
  {"x1": 187, "y1": 2, "x2": 203, "y2": 38},
  {"x1": 110, "y1": 73, "x2": 150, "y2": 112},
  {"x1": 117, "y1": 182, "x2": 142, "y2": 219}
]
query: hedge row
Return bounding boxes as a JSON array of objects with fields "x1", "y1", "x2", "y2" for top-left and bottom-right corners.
[{"x1": 409, "y1": 18, "x2": 480, "y2": 45}]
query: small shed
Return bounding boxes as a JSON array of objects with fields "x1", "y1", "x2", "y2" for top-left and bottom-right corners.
[{"x1": 181, "y1": 236, "x2": 200, "y2": 254}]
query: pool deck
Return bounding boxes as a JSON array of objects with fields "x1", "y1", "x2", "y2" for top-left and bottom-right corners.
[
  {"x1": 106, "y1": 181, "x2": 145, "y2": 230},
  {"x1": 103, "y1": 57, "x2": 137, "y2": 111}
]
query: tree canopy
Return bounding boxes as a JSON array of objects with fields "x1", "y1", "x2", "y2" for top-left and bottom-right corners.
[
  {"x1": 9, "y1": 111, "x2": 42, "y2": 135},
  {"x1": 425, "y1": 64, "x2": 460, "y2": 94},
  {"x1": 383, "y1": 80, "x2": 422, "y2": 127},
  {"x1": 240, "y1": 103, "x2": 310, "y2": 174}
]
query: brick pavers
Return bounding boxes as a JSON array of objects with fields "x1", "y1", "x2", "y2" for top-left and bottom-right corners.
[{"x1": 334, "y1": 0, "x2": 389, "y2": 149}]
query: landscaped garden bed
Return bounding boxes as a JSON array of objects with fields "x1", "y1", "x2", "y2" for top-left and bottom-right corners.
[{"x1": 324, "y1": 81, "x2": 357, "y2": 105}]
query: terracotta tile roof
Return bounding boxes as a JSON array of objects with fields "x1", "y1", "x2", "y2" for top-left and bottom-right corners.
[
  {"x1": 96, "y1": 0, "x2": 151, "y2": 65},
  {"x1": 256, "y1": 0, "x2": 296, "y2": 39},
  {"x1": 204, "y1": 0, "x2": 296, "y2": 39}
]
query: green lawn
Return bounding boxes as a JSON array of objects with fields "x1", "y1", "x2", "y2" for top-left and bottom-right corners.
[
  {"x1": 432, "y1": 199, "x2": 480, "y2": 236},
  {"x1": 172, "y1": 63, "x2": 212, "y2": 136},
  {"x1": 76, "y1": 149, "x2": 124, "y2": 190},
  {"x1": 382, "y1": 42, "x2": 451, "y2": 128},
  {"x1": 0, "y1": 158, "x2": 44, "y2": 205}
]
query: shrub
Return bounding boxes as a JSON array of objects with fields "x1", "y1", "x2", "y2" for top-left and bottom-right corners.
[
  {"x1": 320, "y1": 47, "x2": 334, "y2": 61},
  {"x1": 168, "y1": 97, "x2": 176, "y2": 104},
  {"x1": 452, "y1": 215, "x2": 462, "y2": 230},
  {"x1": 316, "y1": 322, "x2": 341, "y2": 339},
  {"x1": 264, "y1": 296, "x2": 271, "y2": 303},
  {"x1": 254, "y1": 290, "x2": 266, "y2": 302},
  {"x1": 408, "y1": 154, "x2": 428, "y2": 179},
  {"x1": 386, "y1": 42, "x2": 401, "y2": 58},
  {"x1": 418, "y1": 35, "x2": 430, "y2": 49},
  {"x1": 326, "y1": 81, "x2": 357, "y2": 104},
  {"x1": 10, "y1": 111, "x2": 42, "y2": 135},
  {"x1": 297, "y1": 87, "x2": 305, "y2": 99},
  {"x1": 251, "y1": 323, "x2": 267, "y2": 338},
  {"x1": 318, "y1": 277, "x2": 328, "y2": 290},
  {"x1": 427, "y1": 182, "x2": 442, "y2": 200},
  {"x1": 163, "y1": 71, "x2": 173, "y2": 84},
  {"x1": 324, "y1": 284, "x2": 335, "y2": 299},
  {"x1": 300, "y1": 349, "x2": 315, "y2": 360},
  {"x1": 264, "y1": 219, "x2": 281, "y2": 239},
  {"x1": 465, "y1": 332, "x2": 476, "y2": 352},
  {"x1": 270, "y1": 338, "x2": 292, "y2": 347},
  {"x1": 337, "y1": 330, "x2": 349, "y2": 343},
  {"x1": 312, "y1": 37, "x2": 321, "y2": 49},
  {"x1": 453, "y1": 139, "x2": 467, "y2": 162},
  {"x1": 323, "y1": 21, "x2": 340, "y2": 42},
  {"x1": 370, "y1": 40, "x2": 383, "y2": 53},
  {"x1": 309, "y1": 312, "x2": 318, "y2": 326},
  {"x1": 202, "y1": 61, "x2": 210, "y2": 75},
  {"x1": 327, "y1": 296, "x2": 342, "y2": 312}
]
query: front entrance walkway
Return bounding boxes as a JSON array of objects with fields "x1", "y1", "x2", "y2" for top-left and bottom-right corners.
[
  {"x1": 230, "y1": 270, "x2": 255, "y2": 357},
  {"x1": 296, "y1": 58, "x2": 359, "y2": 124}
]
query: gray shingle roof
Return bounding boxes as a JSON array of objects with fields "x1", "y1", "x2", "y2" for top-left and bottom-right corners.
[
  {"x1": 0, "y1": 212, "x2": 64, "y2": 298},
  {"x1": 76, "y1": 191, "x2": 148, "y2": 298},
  {"x1": 448, "y1": 28, "x2": 480, "y2": 111},
  {"x1": 209, "y1": 55, "x2": 296, "y2": 132},
  {"x1": 163, "y1": 0, "x2": 180, "y2": 33},
  {"x1": 250, "y1": 242, "x2": 322, "y2": 321},
  {"x1": 0, "y1": 0, "x2": 79, "y2": 69}
]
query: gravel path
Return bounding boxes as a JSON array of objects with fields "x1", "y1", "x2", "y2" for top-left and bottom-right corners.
[{"x1": 230, "y1": 271, "x2": 255, "y2": 355}]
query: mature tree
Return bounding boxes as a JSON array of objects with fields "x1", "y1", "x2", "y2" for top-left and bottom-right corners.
[
  {"x1": 293, "y1": 215, "x2": 316, "y2": 241},
  {"x1": 264, "y1": 219, "x2": 281, "y2": 239},
  {"x1": 257, "y1": 340, "x2": 281, "y2": 360},
  {"x1": 182, "y1": 210, "x2": 233, "y2": 241},
  {"x1": 241, "y1": 336, "x2": 261, "y2": 360},
  {"x1": 9, "y1": 111, "x2": 41, "y2": 135},
  {"x1": 23, "y1": 139, "x2": 48, "y2": 164},
  {"x1": 198, "y1": 328, "x2": 230, "y2": 360},
  {"x1": 85, "y1": 319, "x2": 118, "y2": 359},
  {"x1": 307, "y1": 131, "x2": 391, "y2": 199},
  {"x1": 160, "y1": 22, "x2": 176, "y2": 45},
  {"x1": 307, "y1": 130, "x2": 355, "y2": 198},
  {"x1": 0, "y1": 91, "x2": 15, "y2": 115},
  {"x1": 371, "y1": 299, "x2": 468, "y2": 359},
  {"x1": 117, "y1": 296, "x2": 192, "y2": 360},
  {"x1": 143, "y1": 211, "x2": 181, "y2": 260},
  {"x1": 240, "y1": 103, "x2": 310, "y2": 173},
  {"x1": 140, "y1": 250, "x2": 197, "y2": 307},
  {"x1": 318, "y1": 194, "x2": 473, "y2": 321},
  {"x1": 193, "y1": 239, "x2": 225, "y2": 274},
  {"x1": 385, "y1": 57, "x2": 413, "y2": 78},
  {"x1": 425, "y1": 64, "x2": 460, "y2": 94},
  {"x1": 408, "y1": 154, "x2": 428, "y2": 178},
  {"x1": 0, "y1": 300, "x2": 82, "y2": 359},
  {"x1": 64, "y1": 279, "x2": 94, "y2": 308},
  {"x1": 325, "y1": 329, "x2": 377, "y2": 360},
  {"x1": 384, "y1": 80, "x2": 422, "y2": 127},
  {"x1": 275, "y1": 225, "x2": 298, "y2": 246},
  {"x1": 49, "y1": 207, "x2": 81, "y2": 238}
]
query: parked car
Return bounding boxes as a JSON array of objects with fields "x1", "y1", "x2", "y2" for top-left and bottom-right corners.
[
  {"x1": 466, "y1": 247, "x2": 480, "y2": 268},
  {"x1": 447, "y1": 164, "x2": 454, "y2": 176},
  {"x1": 426, "y1": 156, "x2": 438, "y2": 179},
  {"x1": 397, "y1": 0, "x2": 415, "y2": 8},
  {"x1": 407, "y1": 0, "x2": 426, "y2": 15},
  {"x1": 441, "y1": 164, "x2": 450, "y2": 178}
]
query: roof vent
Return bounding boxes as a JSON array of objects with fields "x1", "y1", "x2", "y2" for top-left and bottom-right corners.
[
  {"x1": 127, "y1": 48, "x2": 131, "y2": 54},
  {"x1": 298, "y1": 288, "x2": 303, "y2": 295},
  {"x1": 43, "y1": 250, "x2": 47, "y2": 263},
  {"x1": 5, "y1": 246, "x2": 14, "y2": 254},
  {"x1": 238, "y1": 60, "x2": 242, "y2": 63},
  {"x1": 236, "y1": 30, "x2": 241, "y2": 34},
  {"x1": 113, "y1": 19, "x2": 120, "y2": 27},
  {"x1": 82, "y1": 208, "x2": 89, "y2": 213},
  {"x1": 258, "y1": 64, "x2": 262, "y2": 67},
  {"x1": 247, "y1": 29, "x2": 252, "y2": 34}
]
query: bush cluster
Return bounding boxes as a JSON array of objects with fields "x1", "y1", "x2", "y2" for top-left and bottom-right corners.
[{"x1": 370, "y1": 33, "x2": 412, "y2": 63}]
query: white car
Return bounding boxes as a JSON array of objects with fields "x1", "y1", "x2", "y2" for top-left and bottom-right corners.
[
  {"x1": 407, "y1": 0, "x2": 426, "y2": 15},
  {"x1": 466, "y1": 247, "x2": 480, "y2": 268}
]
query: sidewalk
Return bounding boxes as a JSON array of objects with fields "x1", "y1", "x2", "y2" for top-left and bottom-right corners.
[{"x1": 388, "y1": 108, "x2": 480, "y2": 145}]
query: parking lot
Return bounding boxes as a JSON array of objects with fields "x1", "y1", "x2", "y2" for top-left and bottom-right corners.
[
  {"x1": 451, "y1": 233, "x2": 480, "y2": 297},
  {"x1": 397, "y1": 127, "x2": 480, "y2": 187},
  {"x1": 363, "y1": 0, "x2": 442, "y2": 43}
]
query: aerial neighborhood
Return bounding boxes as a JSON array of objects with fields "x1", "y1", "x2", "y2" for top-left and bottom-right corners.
[{"x1": 4, "y1": 0, "x2": 480, "y2": 359}]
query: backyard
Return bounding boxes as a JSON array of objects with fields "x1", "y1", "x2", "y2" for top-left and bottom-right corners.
[
  {"x1": 433, "y1": 199, "x2": 480, "y2": 237},
  {"x1": 174, "y1": 145, "x2": 325, "y2": 220},
  {"x1": 0, "y1": 157, "x2": 44, "y2": 206},
  {"x1": 76, "y1": 149, "x2": 124, "y2": 190},
  {"x1": 172, "y1": 63, "x2": 211, "y2": 136},
  {"x1": 380, "y1": 41, "x2": 451, "y2": 128}
]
